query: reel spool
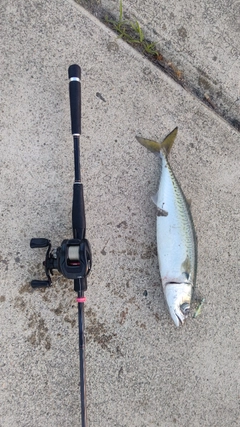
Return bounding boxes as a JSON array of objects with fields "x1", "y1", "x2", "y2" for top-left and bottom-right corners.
[{"x1": 68, "y1": 245, "x2": 80, "y2": 264}]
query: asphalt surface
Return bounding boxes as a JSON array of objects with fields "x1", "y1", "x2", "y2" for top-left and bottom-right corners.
[{"x1": 1, "y1": 0, "x2": 239, "y2": 426}]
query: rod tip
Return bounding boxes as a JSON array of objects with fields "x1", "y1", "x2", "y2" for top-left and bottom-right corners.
[{"x1": 68, "y1": 64, "x2": 81, "y2": 80}]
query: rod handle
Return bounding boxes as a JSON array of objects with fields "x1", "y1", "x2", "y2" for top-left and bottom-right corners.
[
  {"x1": 74, "y1": 278, "x2": 87, "y2": 293},
  {"x1": 72, "y1": 183, "x2": 86, "y2": 240},
  {"x1": 68, "y1": 64, "x2": 81, "y2": 135}
]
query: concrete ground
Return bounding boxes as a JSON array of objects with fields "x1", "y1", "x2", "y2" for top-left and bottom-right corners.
[
  {"x1": 79, "y1": 0, "x2": 240, "y2": 131},
  {"x1": 1, "y1": 0, "x2": 239, "y2": 426}
]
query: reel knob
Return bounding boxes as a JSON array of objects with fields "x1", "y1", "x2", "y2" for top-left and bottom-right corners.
[
  {"x1": 31, "y1": 280, "x2": 51, "y2": 288},
  {"x1": 30, "y1": 238, "x2": 50, "y2": 248}
]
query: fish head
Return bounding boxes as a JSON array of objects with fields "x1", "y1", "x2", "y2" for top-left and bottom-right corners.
[{"x1": 164, "y1": 283, "x2": 192, "y2": 327}]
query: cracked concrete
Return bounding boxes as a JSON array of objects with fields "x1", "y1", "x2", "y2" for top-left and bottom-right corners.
[{"x1": 78, "y1": 0, "x2": 240, "y2": 130}]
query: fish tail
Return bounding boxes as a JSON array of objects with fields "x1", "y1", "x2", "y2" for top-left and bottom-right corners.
[{"x1": 136, "y1": 127, "x2": 178, "y2": 156}]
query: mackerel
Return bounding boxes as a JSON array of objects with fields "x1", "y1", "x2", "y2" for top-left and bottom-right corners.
[{"x1": 136, "y1": 128, "x2": 197, "y2": 326}]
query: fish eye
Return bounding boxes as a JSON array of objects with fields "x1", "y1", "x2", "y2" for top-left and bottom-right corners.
[{"x1": 180, "y1": 303, "x2": 190, "y2": 316}]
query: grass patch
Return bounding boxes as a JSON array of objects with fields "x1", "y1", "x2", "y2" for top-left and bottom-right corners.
[
  {"x1": 105, "y1": 0, "x2": 158, "y2": 57},
  {"x1": 105, "y1": 0, "x2": 183, "y2": 82}
]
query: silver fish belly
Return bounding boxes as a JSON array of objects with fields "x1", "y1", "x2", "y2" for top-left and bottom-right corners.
[{"x1": 155, "y1": 152, "x2": 197, "y2": 326}]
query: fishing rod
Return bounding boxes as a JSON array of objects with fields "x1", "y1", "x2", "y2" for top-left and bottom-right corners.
[{"x1": 30, "y1": 64, "x2": 92, "y2": 427}]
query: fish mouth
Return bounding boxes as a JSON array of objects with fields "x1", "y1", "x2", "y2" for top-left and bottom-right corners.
[
  {"x1": 172, "y1": 306, "x2": 189, "y2": 327},
  {"x1": 176, "y1": 313, "x2": 183, "y2": 326},
  {"x1": 175, "y1": 314, "x2": 183, "y2": 327},
  {"x1": 164, "y1": 283, "x2": 192, "y2": 327},
  {"x1": 174, "y1": 305, "x2": 190, "y2": 326}
]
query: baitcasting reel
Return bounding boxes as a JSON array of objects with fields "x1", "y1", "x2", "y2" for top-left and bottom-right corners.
[{"x1": 30, "y1": 237, "x2": 92, "y2": 290}]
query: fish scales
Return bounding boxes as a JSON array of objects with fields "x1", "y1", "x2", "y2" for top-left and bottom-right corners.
[{"x1": 157, "y1": 152, "x2": 196, "y2": 287}]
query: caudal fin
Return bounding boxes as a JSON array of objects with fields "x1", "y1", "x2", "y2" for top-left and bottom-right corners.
[{"x1": 136, "y1": 127, "x2": 178, "y2": 156}]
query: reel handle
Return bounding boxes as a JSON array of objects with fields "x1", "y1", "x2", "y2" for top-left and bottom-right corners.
[
  {"x1": 31, "y1": 280, "x2": 50, "y2": 288},
  {"x1": 30, "y1": 238, "x2": 50, "y2": 248},
  {"x1": 68, "y1": 64, "x2": 81, "y2": 135}
]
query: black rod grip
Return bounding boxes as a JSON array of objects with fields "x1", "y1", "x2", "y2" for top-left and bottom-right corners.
[
  {"x1": 74, "y1": 278, "x2": 87, "y2": 293},
  {"x1": 72, "y1": 183, "x2": 86, "y2": 240},
  {"x1": 68, "y1": 64, "x2": 81, "y2": 135}
]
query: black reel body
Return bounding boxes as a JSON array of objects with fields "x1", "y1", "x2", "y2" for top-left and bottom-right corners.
[{"x1": 30, "y1": 238, "x2": 92, "y2": 288}]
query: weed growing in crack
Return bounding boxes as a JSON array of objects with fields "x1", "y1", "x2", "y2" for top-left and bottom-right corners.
[{"x1": 105, "y1": 0, "x2": 159, "y2": 57}]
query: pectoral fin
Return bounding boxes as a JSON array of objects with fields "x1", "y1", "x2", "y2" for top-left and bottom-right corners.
[
  {"x1": 151, "y1": 193, "x2": 168, "y2": 216},
  {"x1": 157, "y1": 208, "x2": 168, "y2": 217}
]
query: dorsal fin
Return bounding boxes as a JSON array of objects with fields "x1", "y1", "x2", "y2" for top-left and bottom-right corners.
[{"x1": 136, "y1": 127, "x2": 178, "y2": 156}]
